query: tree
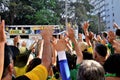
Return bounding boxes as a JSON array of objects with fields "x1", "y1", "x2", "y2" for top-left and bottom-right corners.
[
  {"x1": 0, "y1": 0, "x2": 35, "y2": 25},
  {"x1": 34, "y1": 9, "x2": 59, "y2": 25},
  {"x1": 54, "y1": 0, "x2": 95, "y2": 28},
  {"x1": 32, "y1": 0, "x2": 60, "y2": 25},
  {"x1": 0, "y1": 0, "x2": 60, "y2": 25},
  {"x1": 0, "y1": 0, "x2": 103, "y2": 34}
]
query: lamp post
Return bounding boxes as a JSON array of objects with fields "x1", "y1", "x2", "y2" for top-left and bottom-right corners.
[
  {"x1": 65, "y1": 0, "x2": 68, "y2": 29},
  {"x1": 98, "y1": 12, "x2": 101, "y2": 34}
]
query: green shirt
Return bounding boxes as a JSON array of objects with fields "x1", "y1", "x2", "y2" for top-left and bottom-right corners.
[
  {"x1": 70, "y1": 64, "x2": 80, "y2": 80},
  {"x1": 105, "y1": 73, "x2": 116, "y2": 77},
  {"x1": 107, "y1": 43, "x2": 114, "y2": 55}
]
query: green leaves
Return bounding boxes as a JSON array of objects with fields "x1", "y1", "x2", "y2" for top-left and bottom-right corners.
[
  {"x1": 0, "y1": 0, "x2": 60, "y2": 25},
  {"x1": 0, "y1": 0, "x2": 103, "y2": 33},
  {"x1": 34, "y1": 9, "x2": 59, "y2": 25}
]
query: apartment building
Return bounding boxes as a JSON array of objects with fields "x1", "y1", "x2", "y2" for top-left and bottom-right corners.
[{"x1": 90, "y1": 0, "x2": 120, "y2": 31}]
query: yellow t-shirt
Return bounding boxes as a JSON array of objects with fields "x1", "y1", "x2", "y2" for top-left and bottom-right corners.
[
  {"x1": 25, "y1": 65, "x2": 48, "y2": 80},
  {"x1": 14, "y1": 66, "x2": 27, "y2": 77}
]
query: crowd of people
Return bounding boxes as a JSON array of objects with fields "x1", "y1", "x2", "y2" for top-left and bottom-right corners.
[{"x1": 0, "y1": 19, "x2": 120, "y2": 80}]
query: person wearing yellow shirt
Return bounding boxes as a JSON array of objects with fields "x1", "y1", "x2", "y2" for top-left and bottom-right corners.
[{"x1": 2, "y1": 27, "x2": 53, "y2": 80}]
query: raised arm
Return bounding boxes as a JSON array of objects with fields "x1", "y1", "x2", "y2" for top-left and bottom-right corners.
[
  {"x1": 67, "y1": 27, "x2": 83, "y2": 64},
  {"x1": 29, "y1": 39, "x2": 38, "y2": 50},
  {"x1": 82, "y1": 22, "x2": 92, "y2": 47},
  {"x1": 113, "y1": 22, "x2": 119, "y2": 29},
  {"x1": 0, "y1": 20, "x2": 6, "y2": 79},
  {"x1": 52, "y1": 38, "x2": 71, "y2": 80},
  {"x1": 24, "y1": 27, "x2": 53, "y2": 80},
  {"x1": 41, "y1": 27, "x2": 53, "y2": 72},
  {"x1": 36, "y1": 39, "x2": 44, "y2": 58}
]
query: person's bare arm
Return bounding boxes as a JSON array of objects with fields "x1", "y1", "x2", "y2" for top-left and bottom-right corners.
[
  {"x1": 68, "y1": 28, "x2": 83, "y2": 64},
  {"x1": 82, "y1": 22, "x2": 92, "y2": 47},
  {"x1": 51, "y1": 44, "x2": 57, "y2": 66},
  {"x1": 0, "y1": 20, "x2": 6, "y2": 79},
  {"x1": 52, "y1": 35, "x2": 71, "y2": 80},
  {"x1": 36, "y1": 39, "x2": 44, "y2": 58},
  {"x1": 41, "y1": 27, "x2": 53, "y2": 72},
  {"x1": 29, "y1": 39, "x2": 38, "y2": 50}
]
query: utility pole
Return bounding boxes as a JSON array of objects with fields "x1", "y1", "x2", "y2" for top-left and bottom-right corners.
[
  {"x1": 65, "y1": 0, "x2": 68, "y2": 29},
  {"x1": 98, "y1": 12, "x2": 101, "y2": 34}
]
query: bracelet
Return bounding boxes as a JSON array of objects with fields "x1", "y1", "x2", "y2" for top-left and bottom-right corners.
[{"x1": 57, "y1": 51, "x2": 66, "y2": 61}]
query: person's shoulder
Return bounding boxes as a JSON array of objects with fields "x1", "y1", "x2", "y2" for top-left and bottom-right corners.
[{"x1": 24, "y1": 64, "x2": 48, "y2": 80}]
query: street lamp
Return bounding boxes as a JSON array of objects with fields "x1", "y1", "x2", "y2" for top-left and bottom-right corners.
[
  {"x1": 65, "y1": 0, "x2": 68, "y2": 28},
  {"x1": 98, "y1": 12, "x2": 101, "y2": 34}
]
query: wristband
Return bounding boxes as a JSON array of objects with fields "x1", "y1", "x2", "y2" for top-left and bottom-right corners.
[
  {"x1": 57, "y1": 51, "x2": 70, "y2": 80},
  {"x1": 57, "y1": 51, "x2": 66, "y2": 61}
]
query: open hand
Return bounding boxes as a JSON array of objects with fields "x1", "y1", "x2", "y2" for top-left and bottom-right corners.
[
  {"x1": 82, "y1": 22, "x2": 90, "y2": 31},
  {"x1": 52, "y1": 39, "x2": 67, "y2": 51},
  {"x1": 108, "y1": 31, "x2": 116, "y2": 43},
  {"x1": 41, "y1": 26, "x2": 53, "y2": 40},
  {"x1": 113, "y1": 23, "x2": 119, "y2": 29}
]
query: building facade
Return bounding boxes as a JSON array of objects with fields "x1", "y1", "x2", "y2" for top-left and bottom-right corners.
[{"x1": 90, "y1": 0, "x2": 120, "y2": 31}]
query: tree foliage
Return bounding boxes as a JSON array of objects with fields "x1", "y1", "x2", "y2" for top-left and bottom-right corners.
[
  {"x1": 0, "y1": 0, "x2": 60, "y2": 25},
  {"x1": 0, "y1": 0, "x2": 102, "y2": 33}
]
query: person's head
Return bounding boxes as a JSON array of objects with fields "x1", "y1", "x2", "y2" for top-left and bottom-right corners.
[
  {"x1": 78, "y1": 42, "x2": 88, "y2": 52},
  {"x1": 82, "y1": 51, "x2": 93, "y2": 60},
  {"x1": 115, "y1": 29, "x2": 120, "y2": 42},
  {"x1": 26, "y1": 58, "x2": 41, "y2": 72},
  {"x1": 102, "y1": 32, "x2": 108, "y2": 39},
  {"x1": 14, "y1": 50, "x2": 29, "y2": 67},
  {"x1": 77, "y1": 60, "x2": 105, "y2": 80},
  {"x1": 2, "y1": 45, "x2": 14, "y2": 80},
  {"x1": 104, "y1": 54, "x2": 120, "y2": 77},
  {"x1": 19, "y1": 47, "x2": 28, "y2": 54},
  {"x1": 21, "y1": 41, "x2": 26, "y2": 47},
  {"x1": 93, "y1": 44, "x2": 108, "y2": 65},
  {"x1": 116, "y1": 29, "x2": 120, "y2": 37}
]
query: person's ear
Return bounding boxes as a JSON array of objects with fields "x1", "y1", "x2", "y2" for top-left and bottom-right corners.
[
  {"x1": 8, "y1": 63, "x2": 14, "y2": 75},
  {"x1": 94, "y1": 52, "x2": 97, "y2": 59}
]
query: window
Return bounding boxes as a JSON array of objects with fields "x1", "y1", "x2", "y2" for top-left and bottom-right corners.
[{"x1": 113, "y1": 13, "x2": 114, "y2": 16}]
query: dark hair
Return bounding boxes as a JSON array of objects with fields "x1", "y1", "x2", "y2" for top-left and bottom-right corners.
[
  {"x1": 26, "y1": 58, "x2": 41, "y2": 72},
  {"x1": 77, "y1": 60, "x2": 105, "y2": 80},
  {"x1": 15, "y1": 75, "x2": 30, "y2": 80},
  {"x1": 14, "y1": 50, "x2": 30, "y2": 67},
  {"x1": 95, "y1": 44, "x2": 107, "y2": 57},
  {"x1": 102, "y1": 32, "x2": 108, "y2": 38},
  {"x1": 104, "y1": 54, "x2": 120, "y2": 77},
  {"x1": 82, "y1": 51, "x2": 93, "y2": 60},
  {"x1": 116, "y1": 29, "x2": 120, "y2": 36},
  {"x1": 2, "y1": 44, "x2": 13, "y2": 78},
  {"x1": 66, "y1": 52, "x2": 77, "y2": 70}
]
